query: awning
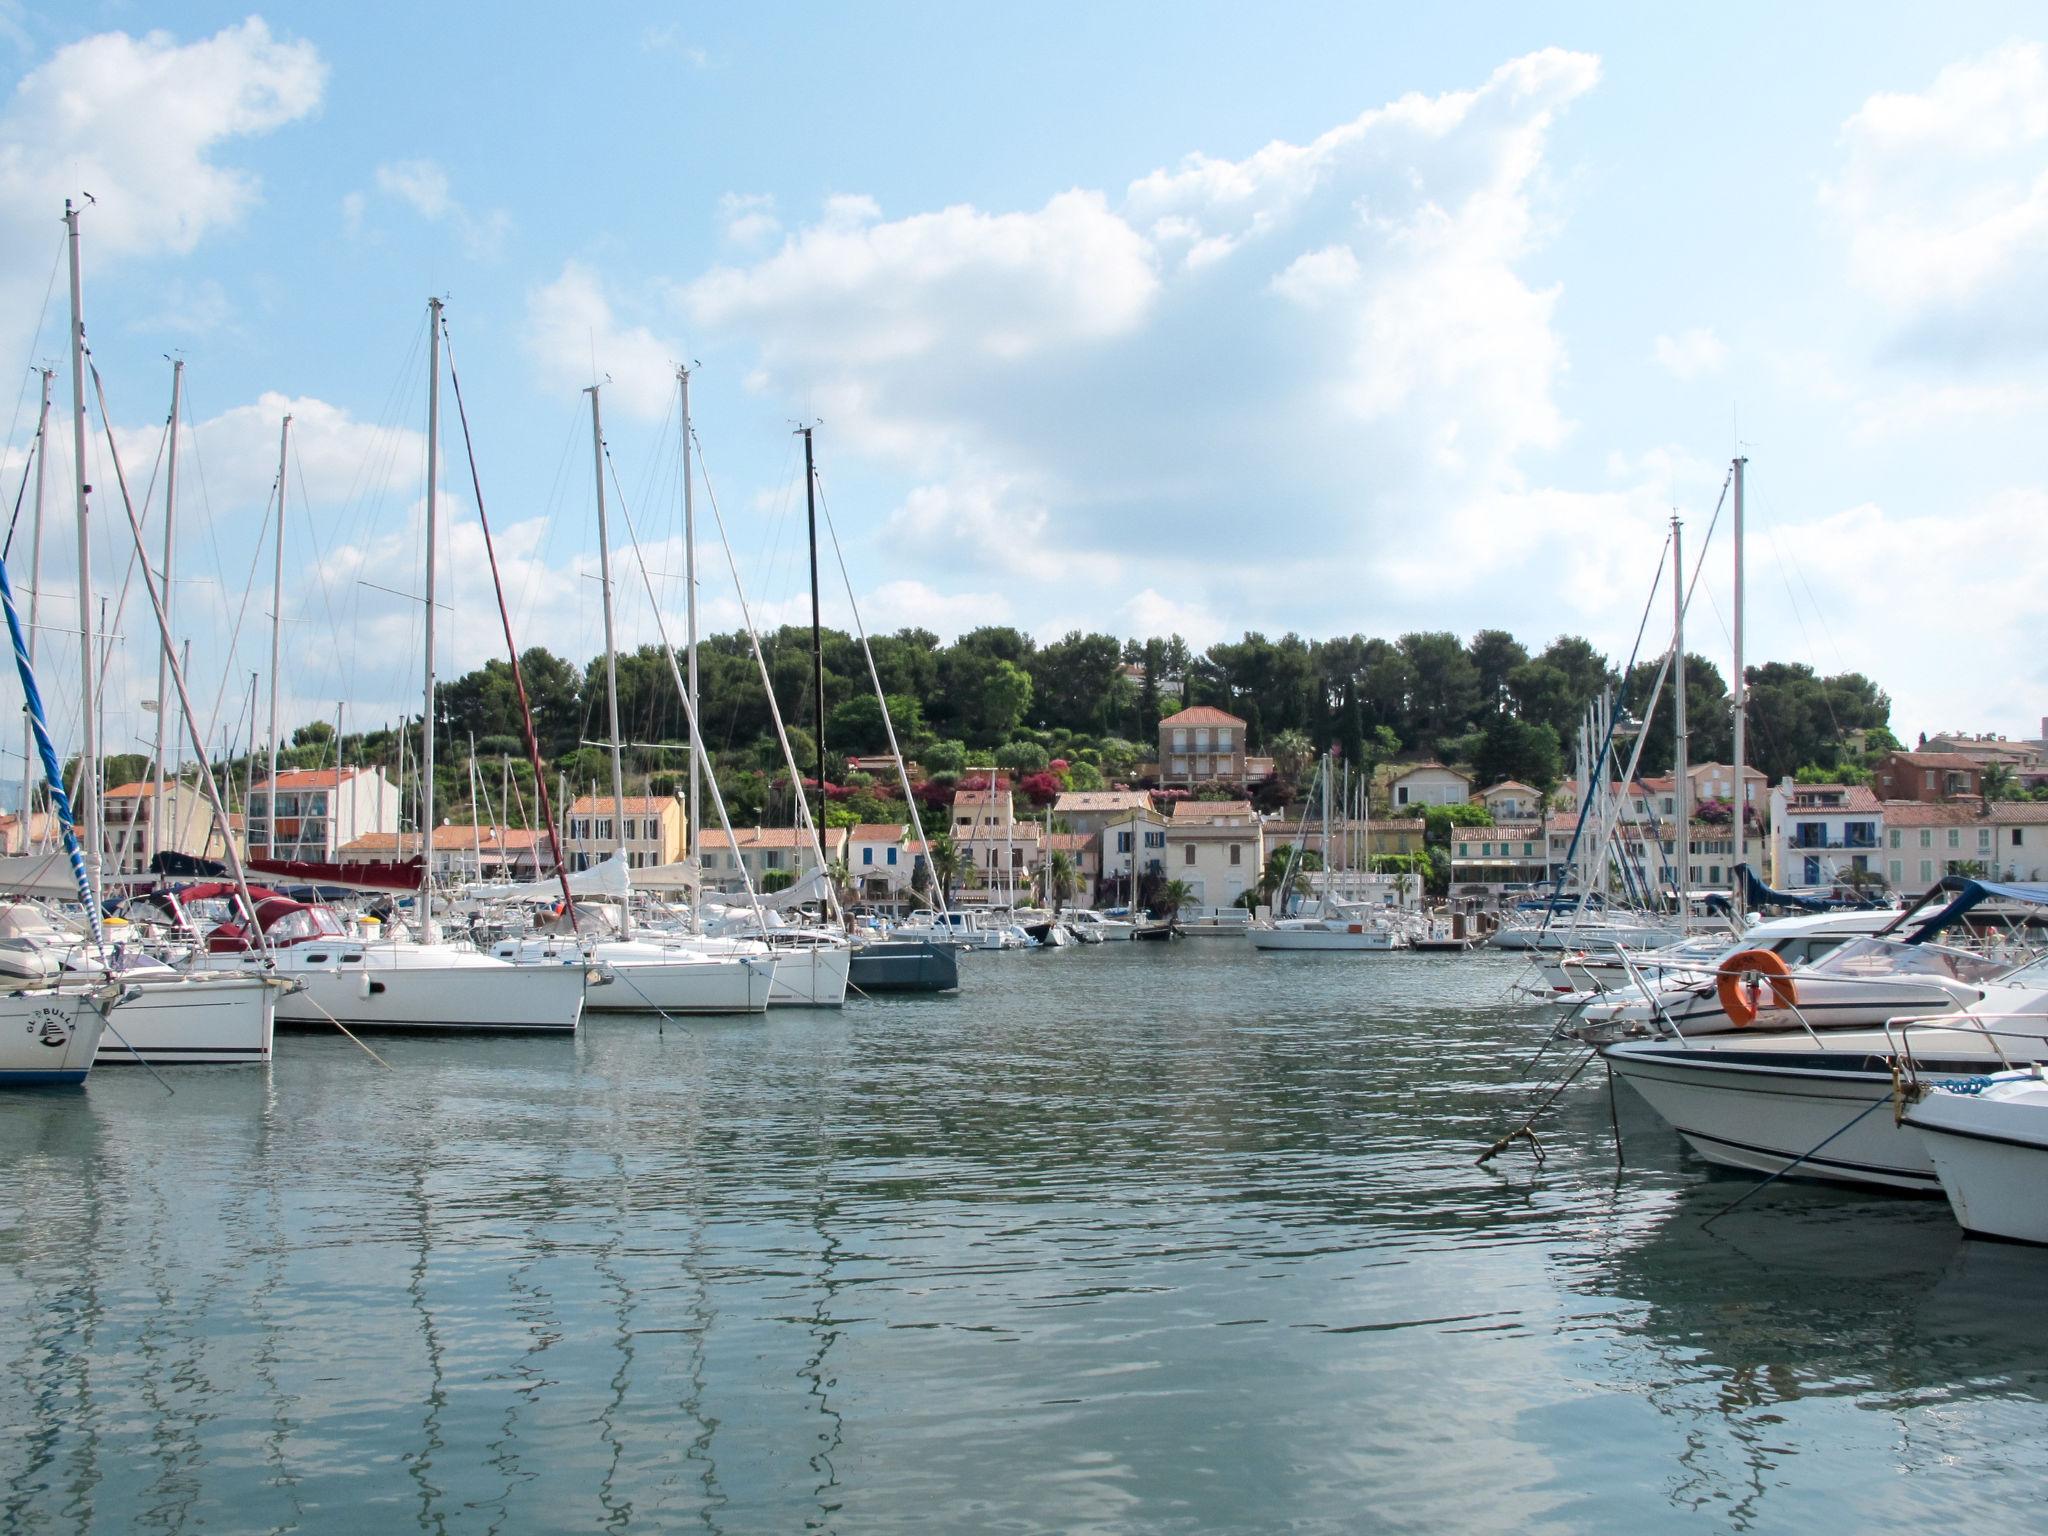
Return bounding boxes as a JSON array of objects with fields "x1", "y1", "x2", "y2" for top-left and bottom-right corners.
[{"x1": 1898, "y1": 875, "x2": 2048, "y2": 944}]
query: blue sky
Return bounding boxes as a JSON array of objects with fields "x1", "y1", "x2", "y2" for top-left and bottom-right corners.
[{"x1": 4, "y1": 3, "x2": 2047, "y2": 776}]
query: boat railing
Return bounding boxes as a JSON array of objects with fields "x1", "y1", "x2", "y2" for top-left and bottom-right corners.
[{"x1": 1881, "y1": 1010, "x2": 2048, "y2": 1077}]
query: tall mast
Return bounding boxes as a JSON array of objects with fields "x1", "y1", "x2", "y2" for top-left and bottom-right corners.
[
  {"x1": 63, "y1": 200, "x2": 100, "y2": 896},
  {"x1": 468, "y1": 735, "x2": 483, "y2": 880},
  {"x1": 153, "y1": 358, "x2": 183, "y2": 866},
  {"x1": 267, "y1": 412, "x2": 290, "y2": 855},
  {"x1": 421, "y1": 298, "x2": 442, "y2": 908},
  {"x1": 18, "y1": 368, "x2": 51, "y2": 847},
  {"x1": 1730, "y1": 455, "x2": 1747, "y2": 913},
  {"x1": 680, "y1": 366, "x2": 700, "y2": 868},
  {"x1": 586, "y1": 383, "x2": 628, "y2": 856},
  {"x1": 802, "y1": 426, "x2": 825, "y2": 817},
  {"x1": 1670, "y1": 512, "x2": 1689, "y2": 933}
]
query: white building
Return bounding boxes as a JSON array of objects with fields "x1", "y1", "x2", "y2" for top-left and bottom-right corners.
[
  {"x1": 1097, "y1": 805, "x2": 1168, "y2": 907},
  {"x1": 1051, "y1": 789, "x2": 1155, "y2": 842},
  {"x1": 246, "y1": 766, "x2": 400, "y2": 864},
  {"x1": 848, "y1": 823, "x2": 918, "y2": 901},
  {"x1": 698, "y1": 825, "x2": 847, "y2": 894},
  {"x1": 1766, "y1": 780, "x2": 1884, "y2": 889},
  {"x1": 1881, "y1": 801, "x2": 2048, "y2": 896},
  {"x1": 1389, "y1": 762, "x2": 1471, "y2": 809}
]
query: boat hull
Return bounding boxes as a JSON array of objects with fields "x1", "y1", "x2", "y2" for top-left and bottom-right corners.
[
  {"x1": 766, "y1": 945, "x2": 850, "y2": 1007},
  {"x1": 1249, "y1": 925, "x2": 1401, "y2": 952},
  {"x1": 91, "y1": 973, "x2": 277, "y2": 1066},
  {"x1": 0, "y1": 989, "x2": 107, "y2": 1084},
  {"x1": 1601, "y1": 1039, "x2": 2023, "y2": 1194},
  {"x1": 270, "y1": 957, "x2": 586, "y2": 1033},
  {"x1": 1909, "y1": 1087, "x2": 2048, "y2": 1243},
  {"x1": 847, "y1": 940, "x2": 959, "y2": 993}
]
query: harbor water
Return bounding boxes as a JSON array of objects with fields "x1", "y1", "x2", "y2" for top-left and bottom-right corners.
[{"x1": 4, "y1": 945, "x2": 2047, "y2": 1533}]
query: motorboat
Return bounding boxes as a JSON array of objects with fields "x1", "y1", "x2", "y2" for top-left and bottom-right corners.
[
  {"x1": 1489, "y1": 910, "x2": 1684, "y2": 953},
  {"x1": 1570, "y1": 934, "x2": 2007, "y2": 1042},
  {"x1": 1531, "y1": 908, "x2": 1901, "y2": 997},
  {"x1": 492, "y1": 932, "x2": 773, "y2": 1014},
  {"x1": 1907, "y1": 1070, "x2": 2048, "y2": 1243},
  {"x1": 1062, "y1": 910, "x2": 1133, "y2": 941},
  {"x1": 1178, "y1": 906, "x2": 1252, "y2": 937},
  {"x1": 894, "y1": 911, "x2": 1028, "y2": 950},
  {"x1": 1249, "y1": 897, "x2": 1407, "y2": 952}
]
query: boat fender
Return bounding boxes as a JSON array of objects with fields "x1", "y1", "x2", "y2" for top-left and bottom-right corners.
[
  {"x1": 358, "y1": 969, "x2": 373, "y2": 1001},
  {"x1": 1715, "y1": 948, "x2": 1796, "y2": 1027}
]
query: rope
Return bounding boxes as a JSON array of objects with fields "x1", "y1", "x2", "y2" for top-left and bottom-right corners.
[{"x1": 1478, "y1": 1048, "x2": 1596, "y2": 1164}]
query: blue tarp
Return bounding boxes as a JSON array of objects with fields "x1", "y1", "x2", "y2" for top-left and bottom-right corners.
[
  {"x1": 1905, "y1": 875, "x2": 2048, "y2": 944},
  {"x1": 1736, "y1": 863, "x2": 1831, "y2": 913}
]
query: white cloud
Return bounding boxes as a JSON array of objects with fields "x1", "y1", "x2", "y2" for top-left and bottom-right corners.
[
  {"x1": 640, "y1": 26, "x2": 711, "y2": 68},
  {"x1": 1652, "y1": 327, "x2": 1727, "y2": 380},
  {"x1": 1824, "y1": 41, "x2": 2048, "y2": 357},
  {"x1": 718, "y1": 191, "x2": 779, "y2": 248},
  {"x1": 523, "y1": 260, "x2": 680, "y2": 419},
  {"x1": 366, "y1": 157, "x2": 510, "y2": 257},
  {"x1": 0, "y1": 18, "x2": 323, "y2": 366}
]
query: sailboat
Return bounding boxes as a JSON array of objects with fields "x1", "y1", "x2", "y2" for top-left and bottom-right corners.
[{"x1": 1249, "y1": 752, "x2": 1407, "y2": 951}]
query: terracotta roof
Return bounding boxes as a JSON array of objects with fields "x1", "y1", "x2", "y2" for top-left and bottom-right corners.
[
  {"x1": 253, "y1": 768, "x2": 363, "y2": 791},
  {"x1": 1053, "y1": 791, "x2": 1154, "y2": 812},
  {"x1": 849, "y1": 823, "x2": 908, "y2": 841},
  {"x1": 1047, "y1": 833, "x2": 1091, "y2": 852},
  {"x1": 569, "y1": 795, "x2": 679, "y2": 814},
  {"x1": 1885, "y1": 752, "x2": 1982, "y2": 771},
  {"x1": 103, "y1": 779, "x2": 182, "y2": 800},
  {"x1": 701, "y1": 826, "x2": 843, "y2": 850},
  {"x1": 1159, "y1": 705, "x2": 1246, "y2": 727},
  {"x1": 338, "y1": 826, "x2": 540, "y2": 854},
  {"x1": 1482, "y1": 780, "x2": 1541, "y2": 796},
  {"x1": 1876, "y1": 799, "x2": 2048, "y2": 826},
  {"x1": 1171, "y1": 799, "x2": 1254, "y2": 820}
]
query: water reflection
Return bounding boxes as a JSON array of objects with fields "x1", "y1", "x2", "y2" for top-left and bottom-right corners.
[{"x1": 3, "y1": 953, "x2": 2047, "y2": 1532}]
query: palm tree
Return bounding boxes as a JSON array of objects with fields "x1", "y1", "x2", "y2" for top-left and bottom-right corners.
[
  {"x1": 1983, "y1": 763, "x2": 2020, "y2": 802},
  {"x1": 926, "y1": 831, "x2": 961, "y2": 899},
  {"x1": 1156, "y1": 878, "x2": 1195, "y2": 921},
  {"x1": 1045, "y1": 850, "x2": 1076, "y2": 913},
  {"x1": 1269, "y1": 728, "x2": 1315, "y2": 789}
]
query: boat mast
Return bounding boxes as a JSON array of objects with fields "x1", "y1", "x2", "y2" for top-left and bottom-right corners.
[
  {"x1": 18, "y1": 368, "x2": 50, "y2": 847},
  {"x1": 1670, "y1": 512, "x2": 1689, "y2": 934},
  {"x1": 1730, "y1": 455, "x2": 1747, "y2": 916},
  {"x1": 420, "y1": 298, "x2": 443, "y2": 923},
  {"x1": 802, "y1": 426, "x2": 825, "y2": 820},
  {"x1": 680, "y1": 366, "x2": 700, "y2": 873},
  {"x1": 63, "y1": 201, "x2": 100, "y2": 898},
  {"x1": 587, "y1": 382, "x2": 630, "y2": 937},
  {"x1": 153, "y1": 358, "x2": 183, "y2": 867},
  {"x1": 267, "y1": 413, "x2": 289, "y2": 855}
]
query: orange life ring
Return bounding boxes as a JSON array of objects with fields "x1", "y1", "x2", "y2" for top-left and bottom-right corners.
[{"x1": 1716, "y1": 948, "x2": 1797, "y2": 1027}]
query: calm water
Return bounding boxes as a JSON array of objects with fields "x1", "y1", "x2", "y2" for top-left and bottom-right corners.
[{"x1": 4, "y1": 945, "x2": 2048, "y2": 1534}]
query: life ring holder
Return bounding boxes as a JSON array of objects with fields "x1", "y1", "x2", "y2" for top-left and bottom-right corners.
[{"x1": 1716, "y1": 947, "x2": 1797, "y2": 1027}]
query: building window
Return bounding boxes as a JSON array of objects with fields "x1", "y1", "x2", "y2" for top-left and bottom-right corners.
[
  {"x1": 1889, "y1": 860, "x2": 1902, "y2": 883},
  {"x1": 1948, "y1": 829, "x2": 1961, "y2": 849},
  {"x1": 1217, "y1": 728, "x2": 1233, "y2": 749},
  {"x1": 2014, "y1": 829, "x2": 2025, "y2": 847},
  {"x1": 1184, "y1": 844, "x2": 1196, "y2": 865},
  {"x1": 1920, "y1": 830, "x2": 1932, "y2": 848},
  {"x1": 1117, "y1": 831, "x2": 1133, "y2": 852},
  {"x1": 1144, "y1": 831, "x2": 1165, "y2": 849},
  {"x1": 887, "y1": 847, "x2": 898, "y2": 865},
  {"x1": 1172, "y1": 729, "x2": 1187, "y2": 748},
  {"x1": 1397, "y1": 786, "x2": 1409, "y2": 805},
  {"x1": 1920, "y1": 859, "x2": 1933, "y2": 881},
  {"x1": 1981, "y1": 829, "x2": 1993, "y2": 852},
  {"x1": 862, "y1": 847, "x2": 873, "y2": 865},
  {"x1": 1229, "y1": 843, "x2": 1241, "y2": 865}
]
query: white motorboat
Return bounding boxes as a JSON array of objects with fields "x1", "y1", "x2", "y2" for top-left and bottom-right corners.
[
  {"x1": 1600, "y1": 990, "x2": 2048, "y2": 1193},
  {"x1": 1250, "y1": 897, "x2": 1406, "y2": 952},
  {"x1": 1062, "y1": 910, "x2": 1132, "y2": 941},
  {"x1": 1907, "y1": 1070, "x2": 2048, "y2": 1243},
  {"x1": 1532, "y1": 908, "x2": 1900, "y2": 997},
  {"x1": 493, "y1": 934, "x2": 774, "y2": 1014},
  {"x1": 1574, "y1": 935, "x2": 2009, "y2": 1042},
  {"x1": 895, "y1": 911, "x2": 1027, "y2": 950},
  {"x1": 1489, "y1": 912, "x2": 1684, "y2": 953}
]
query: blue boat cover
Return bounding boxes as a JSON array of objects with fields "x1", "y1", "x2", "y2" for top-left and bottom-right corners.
[
  {"x1": 1906, "y1": 875, "x2": 2048, "y2": 943},
  {"x1": 1735, "y1": 863, "x2": 1831, "y2": 913}
]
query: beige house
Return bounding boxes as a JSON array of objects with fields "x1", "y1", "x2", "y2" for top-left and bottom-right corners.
[
  {"x1": 1449, "y1": 822, "x2": 1549, "y2": 894},
  {"x1": 564, "y1": 793, "x2": 685, "y2": 871},
  {"x1": 338, "y1": 826, "x2": 552, "y2": 881},
  {"x1": 1051, "y1": 789, "x2": 1155, "y2": 842},
  {"x1": 98, "y1": 779, "x2": 233, "y2": 877},
  {"x1": 950, "y1": 781, "x2": 1015, "y2": 841},
  {"x1": 1164, "y1": 799, "x2": 1262, "y2": 908},
  {"x1": 698, "y1": 825, "x2": 847, "y2": 893},
  {"x1": 1480, "y1": 780, "x2": 1545, "y2": 820},
  {"x1": 0, "y1": 810, "x2": 60, "y2": 855},
  {"x1": 1157, "y1": 705, "x2": 1248, "y2": 786}
]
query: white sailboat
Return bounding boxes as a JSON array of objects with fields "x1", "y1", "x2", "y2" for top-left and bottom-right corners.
[{"x1": 1250, "y1": 752, "x2": 1406, "y2": 952}]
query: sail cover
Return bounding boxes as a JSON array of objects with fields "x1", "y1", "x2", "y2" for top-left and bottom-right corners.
[
  {"x1": 476, "y1": 851, "x2": 633, "y2": 904},
  {"x1": 245, "y1": 855, "x2": 424, "y2": 893}
]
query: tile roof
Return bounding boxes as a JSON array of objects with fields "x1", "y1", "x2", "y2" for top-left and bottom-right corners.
[
  {"x1": 253, "y1": 768, "x2": 364, "y2": 791},
  {"x1": 102, "y1": 779, "x2": 181, "y2": 800},
  {"x1": 1159, "y1": 705, "x2": 1246, "y2": 727},
  {"x1": 1170, "y1": 799, "x2": 1255, "y2": 820},
  {"x1": 1053, "y1": 791, "x2": 1155, "y2": 813},
  {"x1": 849, "y1": 823, "x2": 908, "y2": 841},
  {"x1": 1884, "y1": 752, "x2": 1983, "y2": 771},
  {"x1": 1482, "y1": 780, "x2": 1542, "y2": 796},
  {"x1": 1779, "y1": 785, "x2": 1882, "y2": 812},
  {"x1": 1880, "y1": 799, "x2": 2048, "y2": 826},
  {"x1": 569, "y1": 795, "x2": 680, "y2": 814},
  {"x1": 700, "y1": 826, "x2": 845, "y2": 850},
  {"x1": 1390, "y1": 761, "x2": 1472, "y2": 783},
  {"x1": 338, "y1": 826, "x2": 541, "y2": 854}
]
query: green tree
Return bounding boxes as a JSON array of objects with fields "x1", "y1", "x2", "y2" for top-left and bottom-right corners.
[
  {"x1": 1471, "y1": 716, "x2": 1563, "y2": 792},
  {"x1": 1155, "y1": 878, "x2": 1195, "y2": 920},
  {"x1": 1983, "y1": 763, "x2": 2022, "y2": 801}
]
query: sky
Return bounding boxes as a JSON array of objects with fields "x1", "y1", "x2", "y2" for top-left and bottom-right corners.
[{"x1": 3, "y1": 2, "x2": 2047, "y2": 786}]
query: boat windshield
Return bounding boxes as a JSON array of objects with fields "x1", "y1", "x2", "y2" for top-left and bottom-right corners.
[
  {"x1": 1801, "y1": 936, "x2": 2006, "y2": 985},
  {"x1": 265, "y1": 905, "x2": 349, "y2": 943}
]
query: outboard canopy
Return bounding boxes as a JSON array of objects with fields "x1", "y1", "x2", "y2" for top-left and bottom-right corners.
[{"x1": 1895, "y1": 875, "x2": 2048, "y2": 944}]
